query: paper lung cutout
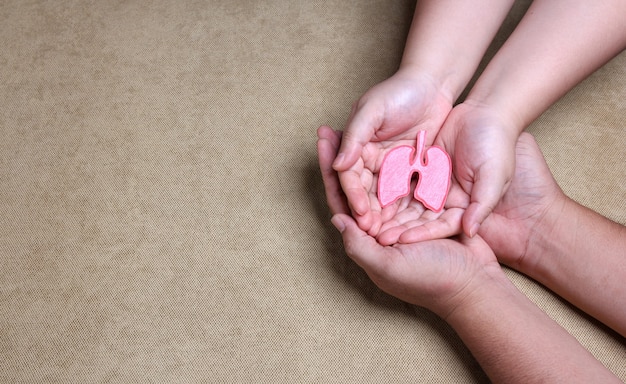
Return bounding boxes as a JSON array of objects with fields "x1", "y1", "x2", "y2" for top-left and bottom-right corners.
[{"x1": 377, "y1": 131, "x2": 451, "y2": 212}]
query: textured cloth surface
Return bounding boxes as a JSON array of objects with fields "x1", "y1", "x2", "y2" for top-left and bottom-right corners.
[{"x1": 1, "y1": 1, "x2": 625, "y2": 382}]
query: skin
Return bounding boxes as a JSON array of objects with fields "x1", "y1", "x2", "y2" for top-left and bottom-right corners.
[
  {"x1": 478, "y1": 149, "x2": 626, "y2": 338},
  {"x1": 330, "y1": 0, "x2": 515, "y2": 236},
  {"x1": 318, "y1": 126, "x2": 623, "y2": 383},
  {"x1": 317, "y1": 2, "x2": 626, "y2": 380},
  {"x1": 436, "y1": 0, "x2": 626, "y2": 237},
  {"x1": 330, "y1": 0, "x2": 626, "y2": 239},
  {"x1": 400, "y1": 129, "x2": 626, "y2": 338}
]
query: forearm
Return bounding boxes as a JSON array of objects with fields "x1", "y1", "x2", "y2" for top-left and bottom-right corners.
[
  {"x1": 443, "y1": 269, "x2": 620, "y2": 383},
  {"x1": 400, "y1": 0, "x2": 515, "y2": 103},
  {"x1": 523, "y1": 197, "x2": 626, "y2": 337},
  {"x1": 465, "y1": 0, "x2": 626, "y2": 131}
]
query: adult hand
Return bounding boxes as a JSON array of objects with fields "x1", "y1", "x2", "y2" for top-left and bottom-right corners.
[
  {"x1": 318, "y1": 125, "x2": 623, "y2": 383},
  {"x1": 375, "y1": 175, "x2": 469, "y2": 245},
  {"x1": 330, "y1": 69, "x2": 454, "y2": 235},
  {"x1": 477, "y1": 132, "x2": 566, "y2": 270},
  {"x1": 318, "y1": 124, "x2": 501, "y2": 317},
  {"x1": 319, "y1": 125, "x2": 468, "y2": 246},
  {"x1": 333, "y1": 213, "x2": 500, "y2": 317}
]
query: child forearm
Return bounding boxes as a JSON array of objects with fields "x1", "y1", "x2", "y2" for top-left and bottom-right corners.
[
  {"x1": 399, "y1": 0, "x2": 515, "y2": 103},
  {"x1": 465, "y1": 0, "x2": 626, "y2": 131}
]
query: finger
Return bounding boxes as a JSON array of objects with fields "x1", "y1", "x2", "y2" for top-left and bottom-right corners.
[
  {"x1": 317, "y1": 126, "x2": 349, "y2": 215},
  {"x1": 337, "y1": 166, "x2": 371, "y2": 217},
  {"x1": 399, "y1": 208, "x2": 464, "y2": 243},
  {"x1": 333, "y1": 102, "x2": 382, "y2": 171},
  {"x1": 317, "y1": 124, "x2": 342, "y2": 142},
  {"x1": 444, "y1": 177, "x2": 470, "y2": 209},
  {"x1": 353, "y1": 209, "x2": 374, "y2": 235},
  {"x1": 331, "y1": 213, "x2": 387, "y2": 273},
  {"x1": 376, "y1": 203, "x2": 426, "y2": 245},
  {"x1": 457, "y1": 232, "x2": 495, "y2": 257},
  {"x1": 463, "y1": 167, "x2": 512, "y2": 237},
  {"x1": 377, "y1": 226, "x2": 407, "y2": 246},
  {"x1": 320, "y1": 125, "x2": 376, "y2": 232},
  {"x1": 377, "y1": 205, "x2": 434, "y2": 245}
]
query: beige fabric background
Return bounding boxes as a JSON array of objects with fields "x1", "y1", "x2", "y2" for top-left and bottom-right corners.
[{"x1": 1, "y1": 1, "x2": 624, "y2": 382}]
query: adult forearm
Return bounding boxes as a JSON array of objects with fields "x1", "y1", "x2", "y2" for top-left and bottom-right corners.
[
  {"x1": 444, "y1": 269, "x2": 621, "y2": 383},
  {"x1": 400, "y1": 0, "x2": 515, "y2": 103},
  {"x1": 465, "y1": 0, "x2": 626, "y2": 131},
  {"x1": 523, "y1": 197, "x2": 626, "y2": 337}
]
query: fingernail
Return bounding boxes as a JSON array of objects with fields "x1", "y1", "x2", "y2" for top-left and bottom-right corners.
[
  {"x1": 332, "y1": 153, "x2": 345, "y2": 168},
  {"x1": 469, "y1": 223, "x2": 480, "y2": 237},
  {"x1": 331, "y1": 215, "x2": 346, "y2": 233}
]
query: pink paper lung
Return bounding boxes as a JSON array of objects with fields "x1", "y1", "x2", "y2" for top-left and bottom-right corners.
[{"x1": 377, "y1": 131, "x2": 451, "y2": 212}]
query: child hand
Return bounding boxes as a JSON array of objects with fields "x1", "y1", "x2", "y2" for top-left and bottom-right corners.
[
  {"x1": 435, "y1": 102, "x2": 519, "y2": 237},
  {"x1": 330, "y1": 69, "x2": 453, "y2": 235}
]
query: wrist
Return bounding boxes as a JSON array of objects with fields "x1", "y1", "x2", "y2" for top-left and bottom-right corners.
[
  {"x1": 397, "y1": 61, "x2": 467, "y2": 107},
  {"x1": 519, "y1": 193, "x2": 573, "y2": 278},
  {"x1": 433, "y1": 262, "x2": 510, "y2": 322},
  {"x1": 440, "y1": 264, "x2": 526, "y2": 346},
  {"x1": 442, "y1": 252, "x2": 624, "y2": 383},
  {"x1": 462, "y1": 93, "x2": 526, "y2": 137},
  {"x1": 399, "y1": 0, "x2": 516, "y2": 105},
  {"x1": 394, "y1": 63, "x2": 458, "y2": 107}
]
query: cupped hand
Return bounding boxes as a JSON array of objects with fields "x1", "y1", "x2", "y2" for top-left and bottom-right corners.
[
  {"x1": 376, "y1": 175, "x2": 470, "y2": 245},
  {"x1": 478, "y1": 132, "x2": 566, "y2": 270},
  {"x1": 435, "y1": 101, "x2": 520, "y2": 238},
  {"x1": 319, "y1": 125, "x2": 468, "y2": 245},
  {"x1": 319, "y1": 125, "x2": 501, "y2": 316},
  {"x1": 330, "y1": 69, "x2": 454, "y2": 235},
  {"x1": 332, "y1": 213, "x2": 500, "y2": 317}
]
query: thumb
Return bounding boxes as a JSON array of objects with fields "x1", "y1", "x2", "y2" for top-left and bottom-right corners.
[
  {"x1": 332, "y1": 104, "x2": 381, "y2": 171},
  {"x1": 463, "y1": 168, "x2": 511, "y2": 237}
]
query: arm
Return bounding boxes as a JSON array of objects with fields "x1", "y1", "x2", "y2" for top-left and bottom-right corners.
[
  {"x1": 436, "y1": 0, "x2": 626, "y2": 237},
  {"x1": 334, "y1": 0, "x2": 516, "y2": 170},
  {"x1": 398, "y1": 0, "x2": 516, "y2": 104},
  {"x1": 465, "y1": 0, "x2": 626, "y2": 131},
  {"x1": 330, "y1": 0, "x2": 515, "y2": 235},
  {"x1": 334, "y1": 210, "x2": 621, "y2": 383},
  {"x1": 319, "y1": 128, "x2": 621, "y2": 383},
  {"x1": 475, "y1": 133, "x2": 626, "y2": 337},
  {"x1": 454, "y1": 2, "x2": 626, "y2": 329},
  {"x1": 522, "y1": 196, "x2": 626, "y2": 337},
  {"x1": 445, "y1": 268, "x2": 621, "y2": 383}
]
